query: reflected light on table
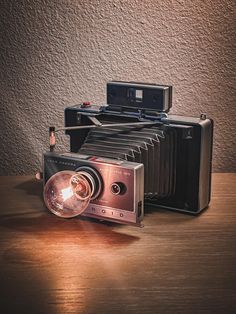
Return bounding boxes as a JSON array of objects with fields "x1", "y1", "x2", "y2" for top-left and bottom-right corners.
[{"x1": 0, "y1": 212, "x2": 140, "y2": 313}]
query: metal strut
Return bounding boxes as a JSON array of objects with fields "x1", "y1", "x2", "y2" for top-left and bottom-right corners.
[{"x1": 49, "y1": 117, "x2": 157, "y2": 151}]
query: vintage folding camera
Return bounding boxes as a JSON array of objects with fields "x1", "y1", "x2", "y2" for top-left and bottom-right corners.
[{"x1": 41, "y1": 81, "x2": 213, "y2": 226}]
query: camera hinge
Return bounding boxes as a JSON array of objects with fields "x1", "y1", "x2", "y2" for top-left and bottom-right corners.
[{"x1": 87, "y1": 116, "x2": 103, "y2": 127}]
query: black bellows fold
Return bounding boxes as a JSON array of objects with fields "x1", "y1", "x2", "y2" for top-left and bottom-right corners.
[{"x1": 78, "y1": 123, "x2": 177, "y2": 199}]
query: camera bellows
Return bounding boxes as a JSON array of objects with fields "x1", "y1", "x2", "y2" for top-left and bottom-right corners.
[{"x1": 78, "y1": 124, "x2": 177, "y2": 199}]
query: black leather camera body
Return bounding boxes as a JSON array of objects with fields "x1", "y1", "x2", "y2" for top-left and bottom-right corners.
[{"x1": 64, "y1": 81, "x2": 213, "y2": 214}]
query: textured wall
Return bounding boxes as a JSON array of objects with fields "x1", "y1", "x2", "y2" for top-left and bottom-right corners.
[{"x1": 0, "y1": 0, "x2": 235, "y2": 175}]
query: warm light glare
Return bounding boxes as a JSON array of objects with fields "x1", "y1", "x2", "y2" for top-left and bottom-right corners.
[
  {"x1": 44, "y1": 171, "x2": 92, "y2": 218},
  {"x1": 61, "y1": 186, "x2": 74, "y2": 202}
]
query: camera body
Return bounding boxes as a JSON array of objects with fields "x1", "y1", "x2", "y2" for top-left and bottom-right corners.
[
  {"x1": 43, "y1": 152, "x2": 144, "y2": 226},
  {"x1": 64, "y1": 81, "x2": 213, "y2": 214}
]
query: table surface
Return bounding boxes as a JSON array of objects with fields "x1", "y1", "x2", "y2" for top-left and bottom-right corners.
[{"x1": 0, "y1": 173, "x2": 235, "y2": 314}]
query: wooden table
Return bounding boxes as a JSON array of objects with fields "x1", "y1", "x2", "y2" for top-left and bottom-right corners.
[{"x1": 0, "y1": 174, "x2": 235, "y2": 314}]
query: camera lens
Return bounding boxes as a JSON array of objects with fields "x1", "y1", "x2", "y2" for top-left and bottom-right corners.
[
  {"x1": 75, "y1": 166, "x2": 102, "y2": 200},
  {"x1": 111, "y1": 182, "x2": 126, "y2": 195},
  {"x1": 70, "y1": 173, "x2": 92, "y2": 200}
]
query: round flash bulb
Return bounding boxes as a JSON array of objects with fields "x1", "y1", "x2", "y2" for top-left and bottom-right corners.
[{"x1": 44, "y1": 171, "x2": 92, "y2": 218}]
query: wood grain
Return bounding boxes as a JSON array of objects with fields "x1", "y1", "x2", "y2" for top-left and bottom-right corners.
[{"x1": 0, "y1": 174, "x2": 235, "y2": 314}]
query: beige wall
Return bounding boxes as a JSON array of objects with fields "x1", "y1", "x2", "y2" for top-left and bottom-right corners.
[{"x1": 0, "y1": 0, "x2": 235, "y2": 174}]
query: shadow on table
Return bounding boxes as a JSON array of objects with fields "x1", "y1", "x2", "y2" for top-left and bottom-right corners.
[{"x1": 14, "y1": 177, "x2": 44, "y2": 201}]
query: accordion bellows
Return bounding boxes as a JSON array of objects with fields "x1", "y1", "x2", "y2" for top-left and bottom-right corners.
[{"x1": 79, "y1": 122, "x2": 177, "y2": 199}]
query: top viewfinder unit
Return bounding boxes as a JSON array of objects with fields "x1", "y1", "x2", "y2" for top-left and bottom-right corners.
[
  {"x1": 64, "y1": 81, "x2": 213, "y2": 215},
  {"x1": 107, "y1": 81, "x2": 172, "y2": 112}
]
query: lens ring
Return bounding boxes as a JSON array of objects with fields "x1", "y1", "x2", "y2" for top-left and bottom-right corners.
[
  {"x1": 70, "y1": 173, "x2": 93, "y2": 201},
  {"x1": 73, "y1": 171, "x2": 95, "y2": 197},
  {"x1": 75, "y1": 166, "x2": 103, "y2": 200}
]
